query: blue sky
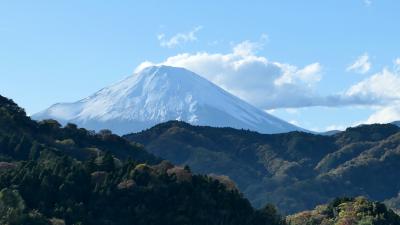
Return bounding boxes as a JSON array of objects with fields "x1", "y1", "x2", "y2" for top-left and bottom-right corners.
[{"x1": 1, "y1": 1, "x2": 400, "y2": 131}]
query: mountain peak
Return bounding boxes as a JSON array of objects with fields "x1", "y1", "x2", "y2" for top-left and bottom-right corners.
[
  {"x1": 33, "y1": 66, "x2": 304, "y2": 135},
  {"x1": 139, "y1": 65, "x2": 188, "y2": 73},
  {"x1": 136, "y1": 65, "x2": 201, "y2": 82}
]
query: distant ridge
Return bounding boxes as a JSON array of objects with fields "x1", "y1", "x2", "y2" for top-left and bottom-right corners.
[{"x1": 125, "y1": 121, "x2": 400, "y2": 214}]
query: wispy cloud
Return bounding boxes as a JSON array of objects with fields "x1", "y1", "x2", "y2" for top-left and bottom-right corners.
[
  {"x1": 231, "y1": 33, "x2": 268, "y2": 56},
  {"x1": 395, "y1": 58, "x2": 400, "y2": 65},
  {"x1": 346, "y1": 53, "x2": 371, "y2": 74},
  {"x1": 364, "y1": 0, "x2": 372, "y2": 7},
  {"x1": 395, "y1": 58, "x2": 400, "y2": 72},
  {"x1": 157, "y1": 26, "x2": 203, "y2": 48}
]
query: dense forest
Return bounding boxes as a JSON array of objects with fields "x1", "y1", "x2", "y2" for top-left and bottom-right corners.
[
  {"x1": 0, "y1": 95, "x2": 284, "y2": 225},
  {"x1": 125, "y1": 121, "x2": 400, "y2": 214},
  {"x1": 287, "y1": 197, "x2": 400, "y2": 225},
  {"x1": 1, "y1": 94, "x2": 399, "y2": 225}
]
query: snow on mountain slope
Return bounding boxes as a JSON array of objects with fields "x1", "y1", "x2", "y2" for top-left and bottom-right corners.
[{"x1": 33, "y1": 65, "x2": 305, "y2": 135}]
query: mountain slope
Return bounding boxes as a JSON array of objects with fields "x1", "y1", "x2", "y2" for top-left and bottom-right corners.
[
  {"x1": 2, "y1": 94, "x2": 400, "y2": 224},
  {"x1": 0, "y1": 94, "x2": 158, "y2": 163},
  {"x1": 124, "y1": 121, "x2": 400, "y2": 214},
  {"x1": 0, "y1": 95, "x2": 286, "y2": 225},
  {"x1": 33, "y1": 65, "x2": 303, "y2": 135}
]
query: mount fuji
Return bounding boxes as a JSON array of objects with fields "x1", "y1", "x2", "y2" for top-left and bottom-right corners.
[{"x1": 33, "y1": 65, "x2": 304, "y2": 135}]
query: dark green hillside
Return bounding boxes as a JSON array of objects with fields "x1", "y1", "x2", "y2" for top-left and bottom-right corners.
[
  {"x1": 0, "y1": 153, "x2": 283, "y2": 225},
  {"x1": 125, "y1": 121, "x2": 400, "y2": 214},
  {"x1": 0, "y1": 95, "x2": 158, "y2": 163},
  {"x1": 0, "y1": 95, "x2": 284, "y2": 225},
  {"x1": 1, "y1": 94, "x2": 399, "y2": 224}
]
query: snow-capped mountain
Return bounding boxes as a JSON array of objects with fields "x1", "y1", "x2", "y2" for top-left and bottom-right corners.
[{"x1": 33, "y1": 65, "x2": 304, "y2": 135}]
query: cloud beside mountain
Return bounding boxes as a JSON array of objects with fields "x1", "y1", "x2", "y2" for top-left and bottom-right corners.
[
  {"x1": 137, "y1": 40, "x2": 400, "y2": 126},
  {"x1": 136, "y1": 40, "x2": 323, "y2": 110}
]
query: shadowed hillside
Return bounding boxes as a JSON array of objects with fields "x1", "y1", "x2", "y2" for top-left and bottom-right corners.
[{"x1": 125, "y1": 121, "x2": 400, "y2": 214}]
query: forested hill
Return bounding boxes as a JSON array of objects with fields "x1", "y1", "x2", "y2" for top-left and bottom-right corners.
[
  {"x1": 125, "y1": 120, "x2": 400, "y2": 214},
  {"x1": 0, "y1": 95, "x2": 284, "y2": 225},
  {"x1": 287, "y1": 197, "x2": 400, "y2": 225},
  {"x1": 0, "y1": 94, "x2": 158, "y2": 164},
  {"x1": 1, "y1": 94, "x2": 399, "y2": 224}
]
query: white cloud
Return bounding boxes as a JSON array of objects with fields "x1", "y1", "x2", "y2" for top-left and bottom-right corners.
[
  {"x1": 395, "y1": 58, "x2": 400, "y2": 65},
  {"x1": 138, "y1": 40, "x2": 400, "y2": 124},
  {"x1": 364, "y1": 104, "x2": 400, "y2": 124},
  {"x1": 345, "y1": 62, "x2": 400, "y2": 124},
  {"x1": 275, "y1": 62, "x2": 322, "y2": 86},
  {"x1": 395, "y1": 58, "x2": 400, "y2": 72},
  {"x1": 343, "y1": 68, "x2": 400, "y2": 105},
  {"x1": 346, "y1": 53, "x2": 371, "y2": 74},
  {"x1": 232, "y1": 40, "x2": 262, "y2": 56},
  {"x1": 136, "y1": 40, "x2": 323, "y2": 109},
  {"x1": 158, "y1": 26, "x2": 203, "y2": 48},
  {"x1": 134, "y1": 61, "x2": 154, "y2": 73},
  {"x1": 364, "y1": 0, "x2": 372, "y2": 6},
  {"x1": 232, "y1": 34, "x2": 268, "y2": 56}
]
